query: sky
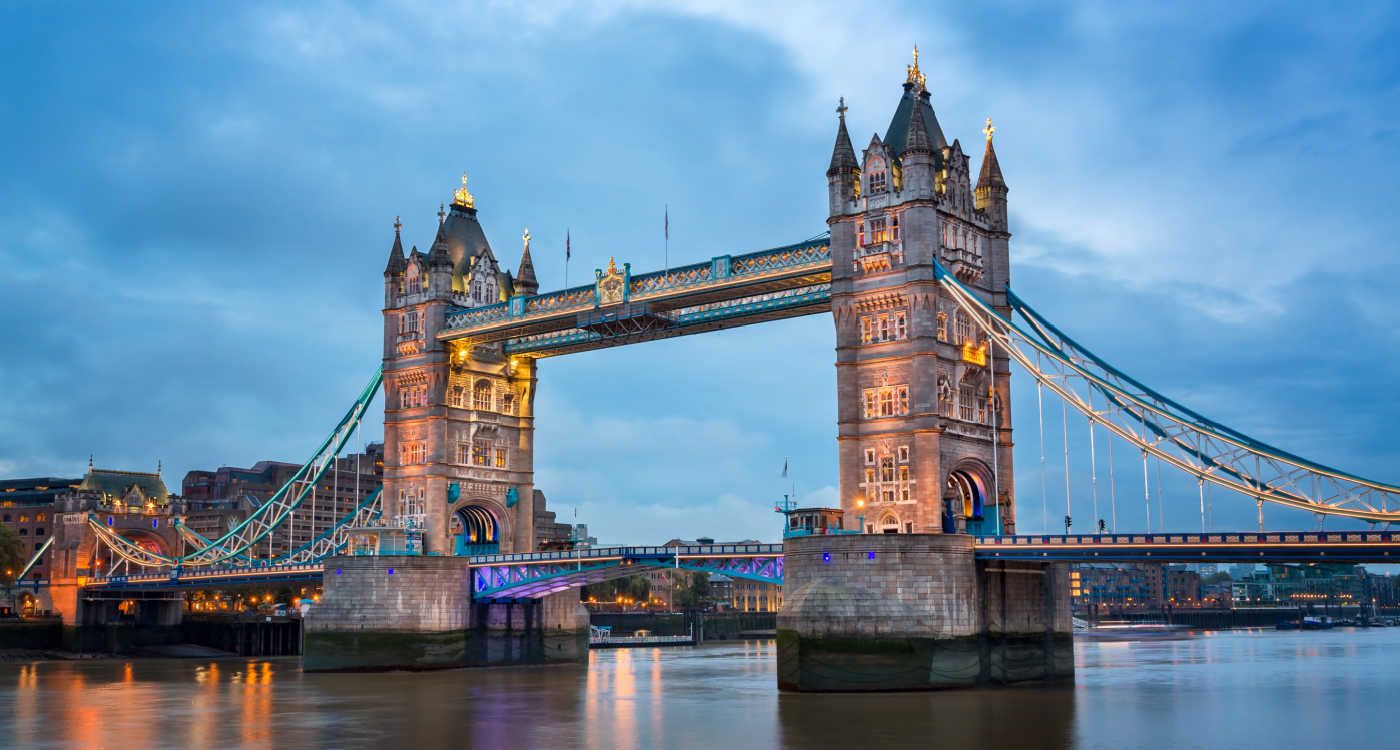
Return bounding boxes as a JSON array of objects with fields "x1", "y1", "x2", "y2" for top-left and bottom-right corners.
[{"x1": 2, "y1": 1, "x2": 1399, "y2": 544}]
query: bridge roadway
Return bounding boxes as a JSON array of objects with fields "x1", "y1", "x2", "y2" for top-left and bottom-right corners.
[{"x1": 79, "y1": 531, "x2": 1400, "y2": 599}]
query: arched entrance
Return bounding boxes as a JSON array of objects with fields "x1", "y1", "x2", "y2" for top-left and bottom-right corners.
[
  {"x1": 878, "y1": 511, "x2": 901, "y2": 534},
  {"x1": 946, "y1": 466, "x2": 994, "y2": 535},
  {"x1": 451, "y1": 504, "x2": 500, "y2": 556}
]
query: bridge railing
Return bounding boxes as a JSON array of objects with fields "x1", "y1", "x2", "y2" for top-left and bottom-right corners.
[
  {"x1": 468, "y1": 543, "x2": 783, "y2": 566},
  {"x1": 974, "y1": 531, "x2": 1397, "y2": 546},
  {"x1": 85, "y1": 562, "x2": 325, "y2": 587}
]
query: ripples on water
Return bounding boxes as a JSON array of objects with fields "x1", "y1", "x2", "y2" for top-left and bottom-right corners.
[{"x1": 3, "y1": 629, "x2": 1398, "y2": 749}]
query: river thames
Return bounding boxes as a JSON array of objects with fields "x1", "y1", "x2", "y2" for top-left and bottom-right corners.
[{"x1": 2, "y1": 628, "x2": 1396, "y2": 749}]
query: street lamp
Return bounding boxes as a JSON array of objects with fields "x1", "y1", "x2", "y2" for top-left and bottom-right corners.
[{"x1": 856, "y1": 498, "x2": 866, "y2": 534}]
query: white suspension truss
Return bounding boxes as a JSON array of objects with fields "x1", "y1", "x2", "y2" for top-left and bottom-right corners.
[
  {"x1": 86, "y1": 369, "x2": 384, "y2": 568},
  {"x1": 936, "y1": 265, "x2": 1400, "y2": 525}
]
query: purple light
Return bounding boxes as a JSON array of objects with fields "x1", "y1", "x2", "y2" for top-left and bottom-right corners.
[
  {"x1": 387, "y1": 567, "x2": 395, "y2": 575},
  {"x1": 822, "y1": 552, "x2": 831, "y2": 563},
  {"x1": 335, "y1": 568, "x2": 342, "y2": 575},
  {"x1": 867, "y1": 551, "x2": 876, "y2": 560}
]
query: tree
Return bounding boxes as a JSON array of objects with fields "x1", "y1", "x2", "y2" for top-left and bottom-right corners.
[
  {"x1": 675, "y1": 572, "x2": 714, "y2": 610},
  {"x1": 0, "y1": 525, "x2": 26, "y2": 584}
]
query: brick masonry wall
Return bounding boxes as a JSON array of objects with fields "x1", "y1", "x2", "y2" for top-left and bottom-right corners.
[
  {"x1": 780, "y1": 533, "x2": 981, "y2": 639},
  {"x1": 307, "y1": 555, "x2": 471, "y2": 634}
]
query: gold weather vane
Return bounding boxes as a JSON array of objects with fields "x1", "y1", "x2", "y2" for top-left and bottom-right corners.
[
  {"x1": 522, "y1": 228, "x2": 531, "y2": 252},
  {"x1": 906, "y1": 45, "x2": 926, "y2": 92},
  {"x1": 983, "y1": 117, "x2": 996, "y2": 143},
  {"x1": 453, "y1": 172, "x2": 475, "y2": 209}
]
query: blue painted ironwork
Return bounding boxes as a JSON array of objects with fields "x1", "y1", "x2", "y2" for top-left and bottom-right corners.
[
  {"x1": 469, "y1": 543, "x2": 784, "y2": 599},
  {"x1": 973, "y1": 531, "x2": 1400, "y2": 563},
  {"x1": 441, "y1": 236, "x2": 832, "y2": 344},
  {"x1": 503, "y1": 283, "x2": 831, "y2": 355}
]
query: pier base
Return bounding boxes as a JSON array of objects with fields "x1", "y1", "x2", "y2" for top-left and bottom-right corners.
[
  {"x1": 777, "y1": 534, "x2": 1072, "y2": 691},
  {"x1": 304, "y1": 555, "x2": 587, "y2": 672}
]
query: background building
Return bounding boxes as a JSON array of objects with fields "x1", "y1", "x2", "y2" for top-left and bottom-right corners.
[{"x1": 179, "y1": 443, "x2": 384, "y2": 559}]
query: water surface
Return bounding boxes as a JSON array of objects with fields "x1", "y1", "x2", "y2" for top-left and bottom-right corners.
[{"x1": 3, "y1": 628, "x2": 1396, "y2": 749}]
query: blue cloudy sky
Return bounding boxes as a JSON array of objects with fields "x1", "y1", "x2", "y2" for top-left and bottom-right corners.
[{"x1": 3, "y1": 1, "x2": 1399, "y2": 543}]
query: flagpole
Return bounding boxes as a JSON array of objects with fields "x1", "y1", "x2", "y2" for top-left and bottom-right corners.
[
  {"x1": 664, "y1": 205, "x2": 670, "y2": 280},
  {"x1": 564, "y1": 228, "x2": 571, "y2": 288}
]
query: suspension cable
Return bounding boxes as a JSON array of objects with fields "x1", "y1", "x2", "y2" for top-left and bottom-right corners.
[
  {"x1": 1088, "y1": 390, "x2": 1100, "y2": 532},
  {"x1": 1141, "y1": 449, "x2": 1151, "y2": 533},
  {"x1": 1107, "y1": 418, "x2": 1118, "y2": 532},
  {"x1": 1061, "y1": 399, "x2": 1072, "y2": 533},
  {"x1": 1155, "y1": 454, "x2": 1165, "y2": 531},
  {"x1": 1037, "y1": 379, "x2": 1049, "y2": 533}
]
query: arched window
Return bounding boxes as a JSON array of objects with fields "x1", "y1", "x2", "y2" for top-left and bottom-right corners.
[
  {"x1": 879, "y1": 512, "x2": 901, "y2": 534},
  {"x1": 501, "y1": 392, "x2": 516, "y2": 415},
  {"x1": 473, "y1": 379, "x2": 493, "y2": 411}
]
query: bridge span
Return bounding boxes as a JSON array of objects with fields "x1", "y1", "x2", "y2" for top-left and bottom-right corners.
[{"x1": 82, "y1": 530, "x2": 1400, "y2": 600}]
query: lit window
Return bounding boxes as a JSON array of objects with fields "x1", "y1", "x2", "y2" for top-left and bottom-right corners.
[
  {"x1": 958, "y1": 384, "x2": 976, "y2": 422},
  {"x1": 494, "y1": 448, "x2": 507, "y2": 468},
  {"x1": 856, "y1": 220, "x2": 865, "y2": 246},
  {"x1": 955, "y1": 312, "x2": 974, "y2": 345},
  {"x1": 869, "y1": 170, "x2": 887, "y2": 194},
  {"x1": 861, "y1": 385, "x2": 911, "y2": 419},
  {"x1": 472, "y1": 440, "x2": 491, "y2": 467},
  {"x1": 473, "y1": 379, "x2": 493, "y2": 411},
  {"x1": 869, "y1": 216, "x2": 889, "y2": 244}
]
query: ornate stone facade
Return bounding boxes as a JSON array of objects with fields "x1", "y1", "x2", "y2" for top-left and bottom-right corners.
[
  {"x1": 828, "y1": 54, "x2": 1015, "y2": 535},
  {"x1": 382, "y1": 183, "x2": 542, "y2": 554}
]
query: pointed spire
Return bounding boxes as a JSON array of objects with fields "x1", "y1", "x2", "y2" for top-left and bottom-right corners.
[
  {"x1": 901, "y1": 92, "x2": 933, "y2": 156},
  {"x1": 827, "y1": 97, "x2": 858, "y2": 176},
  {"x1": 88, "y1": 453, "x2": 94, "y2": 471},
  {"x1": 428, "y1": 216, "x2": 452, "y2": 268},
  {"x1": 516, "y1": 227, "x2": 539, "y2": 296},
  {"x1": 384, "y1": 215, "x2": 407, "y2": 275},
  {"x1": 977, "y1": 117, "x2": 1006, "y2": 189}
]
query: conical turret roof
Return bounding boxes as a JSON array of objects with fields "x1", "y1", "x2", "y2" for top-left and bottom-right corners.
[
  {"x1": 828, "y1": 98, "x2": 858, "y2": 175},
  {"x1": 384, "y1": 218, "x2": 407, "y2": 275},
  {"x1": 977, "y1": 127, "x2": 1006, "y2": 190}
]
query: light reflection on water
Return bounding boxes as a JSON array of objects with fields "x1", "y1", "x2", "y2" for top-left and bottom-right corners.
[{"x1": 1, "y1": 628, "x2": 1398, "y2": 749}]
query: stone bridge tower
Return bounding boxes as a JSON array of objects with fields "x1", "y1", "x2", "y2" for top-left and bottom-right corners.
[
  {"x1": 381, "y1": 178, "x2": 541, "y2": 555},
  {"x1": 828, "y1": 50, "x2": 1015, "y2": 535}
]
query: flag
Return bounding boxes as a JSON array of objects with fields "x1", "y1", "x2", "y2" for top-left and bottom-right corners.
[
  {"x1": 664, "y1": 205, "x2": 669, "y2": 242},
  {"x1": 781, "y1": 458, "x2": 789, "y2": 479},
  {"x1": 566, "y1": 229, "x2": 571, "y2": 261}
]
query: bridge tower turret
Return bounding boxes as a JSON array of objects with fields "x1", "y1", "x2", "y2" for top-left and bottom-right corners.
[
  {"x1": 381, "y1": 177, "x2": 539, "y2": 556},
  {"x1": 829, "y1": 50, "x2": 1016, "y2": 536}
]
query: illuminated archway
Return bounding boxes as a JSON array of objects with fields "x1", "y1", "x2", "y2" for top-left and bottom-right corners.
[
  {"x1": 452, "y1": 504, "x2": 500, "y2": 556},
  {"x1": 946, "y1": 462, "x2": 995, "y2": 535}
]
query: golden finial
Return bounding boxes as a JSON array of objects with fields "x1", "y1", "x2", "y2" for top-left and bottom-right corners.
[
  {"x1": 606, "y1": 256, "x2": 619, "y2": 274},
  {"x1": 453, "y1": 172, "x2": 475, "y2": 209},
  {"x1": 522, "y1": 228, "x2": 531, "y2": 252},
  {"x1": 983, "y1": 116, "x2": 996, "y2": 144},
  {"x1": 394, "y1": 215, "x2": 402, "y2": 234},
  {"x1": 906, "y1": 45, "x2": 926, "y2": 92}
]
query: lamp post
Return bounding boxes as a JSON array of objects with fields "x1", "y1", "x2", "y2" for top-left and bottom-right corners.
[{"x1": 856, "y1": 498, "x2": 866, "y2": 535}]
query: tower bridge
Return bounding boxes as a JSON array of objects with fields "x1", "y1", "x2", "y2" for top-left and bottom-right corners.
[{"x1": 55, "y1": 50, "x2": 1400, "y2": 689}]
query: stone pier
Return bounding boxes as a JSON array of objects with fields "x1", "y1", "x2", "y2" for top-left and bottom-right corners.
[
  {"x1": 777, "y1": 534, "x2": 1072, "y2": 691},
  {"x1": 303, "y1": 555, "x2": 588, "y2": 672}
]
